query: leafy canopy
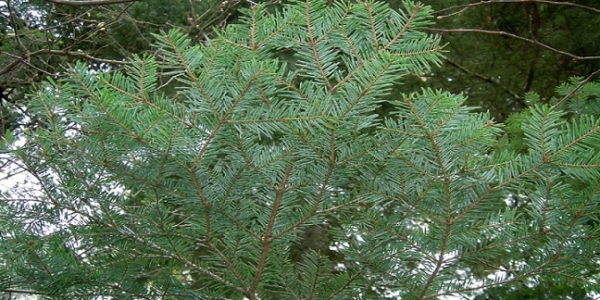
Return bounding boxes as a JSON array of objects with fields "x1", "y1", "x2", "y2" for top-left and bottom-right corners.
[{"x1": 1, "y1": 0, "x2": 600, "y2": 299}]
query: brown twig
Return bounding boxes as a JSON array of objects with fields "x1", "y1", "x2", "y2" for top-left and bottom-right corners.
[
  {"x1": 429, "y1": 28, "x2": 600, "y2": 61},
  {"x1": 0, "y1": 49, "x2": 131, "y2": 78},
  {"x1": 435, "y1": 0, "x2": 600, "y2": 19},
  {"x1": 43, "y1": 0, "x2": 139, "y2": 6},
  {"x1": 444, "y1": 57, "x2": 522, "y2": 100}
]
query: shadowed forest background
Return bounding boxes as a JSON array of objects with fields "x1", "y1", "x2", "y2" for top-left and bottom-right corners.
[{"x1": 1, "y1": 0, "x2": 600, "y2": 299}]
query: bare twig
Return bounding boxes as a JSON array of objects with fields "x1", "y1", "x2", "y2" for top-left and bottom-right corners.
[
  {"x1": 435, "y1": 0, "x2": 600, "y2": 19},
  {"x1": 1, "y1": 289, "x2": 46, "y2": 296},
  {"x1": 0, "y1": 49, "x2": 130, "y2": 78},
  {"x1": 43, "y1": 0, "x2": 139, "y2": 6},
  {"x1": 6, "y1": 0, "x2": 29, "y2": 56},
  {"x1": 429, "y1": 28, "x2": 600, "y2": 61},
  {"x1": 33, "y1": 49, "x2": 129, "y2": 66},
  {"x1": 444, "y1": 58, "x2": 522, "y2": 100}
]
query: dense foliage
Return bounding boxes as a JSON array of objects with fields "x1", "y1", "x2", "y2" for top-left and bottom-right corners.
[
  {"x1": 1, "y1": 0, "x2": 600, "y2": 299},
  {"x1": 3, "y1": 0, "x2": 600, "y2": 139}
]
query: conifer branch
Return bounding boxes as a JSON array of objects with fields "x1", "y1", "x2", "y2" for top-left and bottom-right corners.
[{"x1": 3, "y1": 1, "x2": 599, "y2": 298}]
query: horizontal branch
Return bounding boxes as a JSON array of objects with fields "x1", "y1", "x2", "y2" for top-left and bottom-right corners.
[
  {"x1": 32, "y1": 49, "x2": 132, "y2": 65},
  {"x1": 435, "y1": 0, "x2": 600, "y2": 18},
  {"x1": 43, "y1": 0, "x2": 139, "y2": 6},
  {"x1": 429, "y1": 28, "x2": 600, "y2": 61},
  {"x1": 444, "y1": 57, "x2": 522, "y2": 100},
  {"x1": 1, "y1": 288, "x2": 45, "y2": 295},
  {"x1": 0, "y1": 49, "x2": 131, "y2": 77}
]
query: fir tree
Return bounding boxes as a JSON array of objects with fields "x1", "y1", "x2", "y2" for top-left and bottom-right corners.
[{"x1": 1, "y1": 0, "x2": 599, "y2": 299}]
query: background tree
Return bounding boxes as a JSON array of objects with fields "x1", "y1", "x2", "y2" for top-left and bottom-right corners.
[{"x1": 2, "y1": 1, "x2": 600, "y2": 299}]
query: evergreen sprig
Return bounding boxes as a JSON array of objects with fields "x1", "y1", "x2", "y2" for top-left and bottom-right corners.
[{"x1": 1, "y1": 0, "x2": 599, "y2": 299}]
